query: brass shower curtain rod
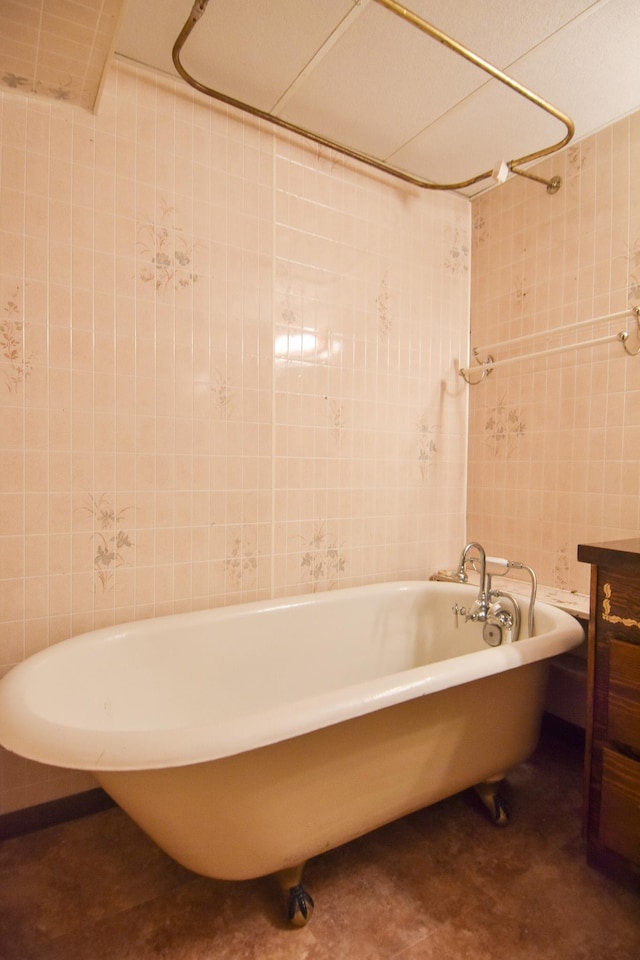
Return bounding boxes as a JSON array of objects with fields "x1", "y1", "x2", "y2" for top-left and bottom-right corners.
[{"x1": 172, "y1": 0, "x2": 575, "y2": 194}]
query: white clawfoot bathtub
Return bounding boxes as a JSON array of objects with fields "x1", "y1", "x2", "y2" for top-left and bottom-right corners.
[{"x1": 0, "y1": 580, "x2": 583, "y2": 924}]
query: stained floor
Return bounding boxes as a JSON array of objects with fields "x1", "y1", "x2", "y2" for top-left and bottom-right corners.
[{"x1": 0, "y1": 719, "x2": 638, "y2": 960}]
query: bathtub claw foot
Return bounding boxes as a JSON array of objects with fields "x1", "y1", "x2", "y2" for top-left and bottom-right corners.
[
  {"x1": 473, "y1": 778, "x2": 511, "y2": 827},
  {"x1": 287, "y1": 883, "x2": 314, "y2": 927},
  {"x1": 275, "y1": 864, "x2": 314, "y2": 927}
]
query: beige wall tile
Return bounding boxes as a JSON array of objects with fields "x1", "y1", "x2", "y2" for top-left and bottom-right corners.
[
  {"x1": 468, "y1": 115, "x2": 640, "y2": 593},
  {"x1": 0, "y1": 60, "x2": 469, "y2": 813}
]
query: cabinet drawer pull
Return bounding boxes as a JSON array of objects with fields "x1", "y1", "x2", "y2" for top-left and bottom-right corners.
[{"x1": 602, "y1": 583, "x2": 640, "y2": 631}]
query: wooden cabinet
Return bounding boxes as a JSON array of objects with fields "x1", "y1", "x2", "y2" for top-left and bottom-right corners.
[{"x1": 577, "y1": 539, "x2": 640, "y2": 881}]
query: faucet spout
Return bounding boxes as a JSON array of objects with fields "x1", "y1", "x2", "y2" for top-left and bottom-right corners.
[
  {"x1": 457, "y1": 541, "x2": 486, "y2": 584},
  {"x1": 457, "y1": 542, "x2": 490, "y2": 621}
]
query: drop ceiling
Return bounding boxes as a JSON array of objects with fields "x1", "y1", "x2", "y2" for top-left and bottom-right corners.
[{"x1": 2, "y1": 0, "x2": 640, "y2": 196}]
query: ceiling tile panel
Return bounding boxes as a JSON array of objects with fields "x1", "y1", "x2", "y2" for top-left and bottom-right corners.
[
  {"x1": 508, "y1": 0, "x2": 640, "y2": 135},
  {"x1": 276, "y1": 1, "x2": 483, "y2": 160},
  {"x1": 116, "y1": 0, "x2": 357, "y2": 112},
  {"x1": 389, "y1": 78, "x2": 565, "y2": 191},
  {"x1": 404, "y1": 0, "x2": 602, "y2": 67}
]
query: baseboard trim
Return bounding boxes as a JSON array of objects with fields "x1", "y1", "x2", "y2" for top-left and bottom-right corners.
[{"x1": 0, "y1": 788, "x2": 115, "y2": 841}]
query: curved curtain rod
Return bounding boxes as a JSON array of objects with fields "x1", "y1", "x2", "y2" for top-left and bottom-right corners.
[{"x1": 172, "y1": 0, "x2": 574, "y2": 194}]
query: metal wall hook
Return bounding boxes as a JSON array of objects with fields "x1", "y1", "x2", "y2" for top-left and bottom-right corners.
[
  {"x1": 458, "y1": 355, "x2": 494, "y2": 385},
  {"x1": 620, "y1": 306, "x2": 640, "y2": 356}
]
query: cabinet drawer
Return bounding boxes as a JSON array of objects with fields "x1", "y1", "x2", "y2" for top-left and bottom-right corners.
[
  {"x1": 600, "y1": 747, "x2": 640, "y2": 866},
  {"x1": 608, "y1": 639, "x2": 640, "y2": 753}
]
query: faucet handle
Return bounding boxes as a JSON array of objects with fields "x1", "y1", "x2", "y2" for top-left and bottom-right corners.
[{"x1": 485, "y1": 556, "x2": 511, "y2": 573}]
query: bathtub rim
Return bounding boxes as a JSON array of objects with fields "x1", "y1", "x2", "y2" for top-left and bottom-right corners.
[{"x1": 0, "y1": 580, "x2": 584, "y2": 773}]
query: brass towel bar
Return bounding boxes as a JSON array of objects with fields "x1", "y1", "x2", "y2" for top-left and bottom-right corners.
[{"x1": 172, "y1": 0, "x2": 574, "y2": 194}]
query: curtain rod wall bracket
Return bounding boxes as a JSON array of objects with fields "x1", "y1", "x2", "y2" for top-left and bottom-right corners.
[{"x1": 510, "y1": 167, "x2": 562, "y2": 194}]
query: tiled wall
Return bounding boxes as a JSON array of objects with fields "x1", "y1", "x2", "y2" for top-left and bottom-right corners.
[
  {"x1": 0, "y1": 61, "x2": 470, "y2": 813},
  {"x1": 0, "y1": 0, "x2": 123, "y2": 111},
  {"x1": 468, "y1": 111, "x2": 640, "y2": 594}
]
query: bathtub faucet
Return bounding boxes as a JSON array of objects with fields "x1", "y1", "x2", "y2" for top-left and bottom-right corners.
[
  {"x1": 453, "y1": 541, "x2": 527, "y2": 643},
  {"x1": 455, "y1": 542, "x2": 491, "y2": 623}
]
